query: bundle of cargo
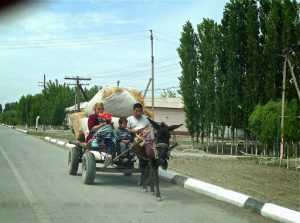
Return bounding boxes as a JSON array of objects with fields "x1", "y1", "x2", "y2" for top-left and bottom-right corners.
[
  {"x1": 85, "y1": 86, "x2": 152, "y2": 117},
  {"x1": 70, "y1": 86, "x2": 152, "y2": 141}
]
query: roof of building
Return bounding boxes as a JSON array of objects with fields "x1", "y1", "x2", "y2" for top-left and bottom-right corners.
[
  {"x1": 144, "y1": 97, "x2": 183, "y2": 109},
  {"x1": 65, "y1": 102, "x2": 88, "y2": 112}
]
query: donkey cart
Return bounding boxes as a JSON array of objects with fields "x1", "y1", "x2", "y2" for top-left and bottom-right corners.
[{"x1": 67, "y1": 140, "x2": 140, "y2": 185}]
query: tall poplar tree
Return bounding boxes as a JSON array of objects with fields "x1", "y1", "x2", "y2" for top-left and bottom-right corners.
[
  {"x1": 178, "y1": 21, "x2": 200, "y2": 144},
  {"x1": 197, "y1": 19, "x2": 219, "y2": 147},
  {"x1": 244, "y1": 0, "x2": 261, "y2": 128}
]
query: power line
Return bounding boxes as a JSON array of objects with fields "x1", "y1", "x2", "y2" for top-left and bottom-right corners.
[
  {"x1": 0, "y1": 30, "x2": 148, "y2": 45},
  {"x1": 153, "y1": 30, "x2": 179, "y2": 40},
  {"x1": 0, "y1": 37, "x2": 148, "y2": 49},
  {"x1": 0, "y1": 35, "x2": 148, "y2": 46},
  {"x1": 154, "y1": 37, "x2": 179, "y2": 46},
  {"x1": 0, "y1": 30, "x2": 149, "y2": 50},
  {"x1": 91, "y1": 54, "x2": 179, "y2": 77},
  {"x1": 89, "y1": 61, "x2": 179, "y2": 80}
]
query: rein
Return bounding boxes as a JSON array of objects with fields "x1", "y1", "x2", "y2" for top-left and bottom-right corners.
[
  {"x1": 133, "y1": 133, "x2": 150, "y2": 161},
  {"x1": 134, "y1": 129, "x2": 179, "y2": 161}
]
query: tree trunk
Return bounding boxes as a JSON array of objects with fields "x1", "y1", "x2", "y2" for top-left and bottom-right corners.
[
  {"x1": 235, "y1": 128, "x2": 238, "y2": 155},
  {"x1": 216, "y1": 128, "x2": 219, "y2": 154},
  {"x1": 206, "y1": 130, "x2": 210, "y2": 153},
  {"x1": 191, "y1": 134, "x2": 194, "y2": 149},
  {"x1": 227, "y1": 126, "x2": 230, "y2": 140},
  {"x1": 287, "y1": 143, "x2": 289, "y2": 170},
  {"x1": 221, "y1": 126, "x2": 225, "y2": 154},
  {"x1": 255, "y1": 135, "x2": 258, "y2": 156},
  {"x1": 201, "y1": 132, "x2": 204, "y2": 144},
  {"x1": 212, "y1": 122, "x2": 215, "y2": 144},
  {"x1": 231, "y1": 127, "x2": 234, "y2": 155},
  {"x1": 244, "y1": 129, "x2": 247, "y2": 154}
]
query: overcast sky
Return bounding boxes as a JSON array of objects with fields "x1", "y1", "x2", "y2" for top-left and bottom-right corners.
[{"x1": 0, "y1": 0, "x2": 227, "y2": 107}]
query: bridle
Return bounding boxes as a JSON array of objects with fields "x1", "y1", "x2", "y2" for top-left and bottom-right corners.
[{"x1": 133, "y1": 129, "x2": 178, "y2": 161}]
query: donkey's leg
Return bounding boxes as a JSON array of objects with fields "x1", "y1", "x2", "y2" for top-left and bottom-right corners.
[
  {"x1": 150, "y1": 162, "x2": 155, "y2": 194},
  {"x1": 154, "y1": 166, "x2": 161, "y2": 200},
  {"x1": 139, "y1": 159, "x2": 146, "y2": 188},
  {"x1": 143, "y1": 161, "x2": 153, "y2": 192}
]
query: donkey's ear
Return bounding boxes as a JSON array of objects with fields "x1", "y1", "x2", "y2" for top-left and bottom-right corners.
[
  {"x1": 168, "y1": 124, "x2": 183, "y2": 132},
  {"x1": 147, "y1": 117, "x2": 160, "y2": 129}
]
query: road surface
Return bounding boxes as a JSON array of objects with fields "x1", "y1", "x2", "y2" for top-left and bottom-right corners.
[{"x1": 0, "y1": 126, "x2": 276, "y2": 223}]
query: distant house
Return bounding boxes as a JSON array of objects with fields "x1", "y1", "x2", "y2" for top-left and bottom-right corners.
[
  {"x1": 144, "y1": 97, "x2": 246, "y2": 138},
  {"x1": 144, "y1": 97, "x2": 188, "y2": 134},
  {"x1": 65, "y1": 102, "x2": 88, "y2": 127},
  {"x1": 65, "y1": 102, "x2": 89, "y2": 113}
]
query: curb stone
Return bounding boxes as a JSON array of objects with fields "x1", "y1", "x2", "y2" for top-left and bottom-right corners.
[
  {"x1": 25, "y1": 133, "x2": 300, "y2": 223},
  {"x1": 159, "y1": 168, "x2": 300, "y2": 223},
  {"x1": 1, "y1": 124, "x2": 28, "y2": 134}
]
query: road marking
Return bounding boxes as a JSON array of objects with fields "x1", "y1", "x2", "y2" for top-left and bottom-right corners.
[{"x1": 0, "y1": 145, "x2": 51, "y2": 223}]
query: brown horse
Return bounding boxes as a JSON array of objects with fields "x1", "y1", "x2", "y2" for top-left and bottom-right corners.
[{"x1": 132, "y1": 118, "x2": 182, "y2": 200}]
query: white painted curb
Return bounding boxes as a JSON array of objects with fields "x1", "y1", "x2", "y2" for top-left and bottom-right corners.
[
  {"x1": 65, "y1": 143, "x2": 75, "y2": 148},
  {"x1": 45, "y1": 137, "x2": 51, "y2": 141},
  {"x1": 261, "y1": 203, "x2": 300, "y2": 223},
  {"x1": 184, "y1": 178, "x2": 250, "y2": 207},
  {"x1": 56, "y1": 141, "x2": 66, "y2": 146},
  {"x1": 159, "y1": 168, "x2": 177, "y2": 181},
  {"x1": 50, "y1": 139, "x2": 57, "y2": 143}
]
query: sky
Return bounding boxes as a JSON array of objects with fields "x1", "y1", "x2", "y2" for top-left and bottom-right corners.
[{"x1": 0, "y1": 0, "x2": 227, "y2": 107}]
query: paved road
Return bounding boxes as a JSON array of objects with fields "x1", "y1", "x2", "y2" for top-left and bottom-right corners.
[{"x1": 0, "y1": 126, "x2": 276, "y2": 223}]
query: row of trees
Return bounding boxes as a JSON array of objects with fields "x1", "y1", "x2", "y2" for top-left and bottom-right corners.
[
  {"x1": 0, "y1": 80, "x2": 101, "y2": 128},
  {"x1": 178, "y1": 0, "x2": 300, "y2": 149}
]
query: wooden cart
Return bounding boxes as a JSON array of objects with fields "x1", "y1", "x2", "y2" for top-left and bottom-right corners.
[{"x1": 67, "y1": 140, "x2": 140, "y2": 184}]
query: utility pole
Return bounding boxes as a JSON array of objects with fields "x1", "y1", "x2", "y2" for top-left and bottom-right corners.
[
  {"x1": 279, "y1": 56, "x2": 300, "y2": 163},
  {"x1": 65, "y1": 76, "x2": 91, "y2": 112},
  {"x1": 38, "y1": 74, "x2": 46, "y2": 131},
  {"x1": 150, "y1": 29, "x2": 154, "y2": 112},
  {"x1": 280, "y1": 58, "x2": 287, "y2": 161},
  {"x1": 287, "y1": 58, "x2": 300, "y2": 101},
  {"x1": 38, "y1": 74, "x2": 46, "y2": 91},
  {"x1": 143, "y1": 78, "x2": 152, "y2": 98}
]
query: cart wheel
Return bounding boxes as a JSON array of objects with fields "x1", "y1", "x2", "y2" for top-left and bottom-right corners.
[
  {"x1": 82, "y1": 152, "x2": 96, "y2": 184},
  {"x1": 68, "y1": 147, "x2": 79, "y2": 175}
]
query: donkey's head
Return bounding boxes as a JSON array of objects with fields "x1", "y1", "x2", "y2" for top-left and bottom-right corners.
[{"x1": 147, "y1": 118, "x2": 182, "y2": 146}]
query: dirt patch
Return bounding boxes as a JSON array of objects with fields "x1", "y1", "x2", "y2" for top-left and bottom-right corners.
[{"x1": 168, "y1": 152, "x2": 300, "y2": 211}]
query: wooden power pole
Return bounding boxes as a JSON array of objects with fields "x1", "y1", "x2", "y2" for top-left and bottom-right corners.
[
  {"x1": 280, "y1": 56, "x2": 300, "y2": 162},
  {"x1": 150, "y1": 29, "x2": 154, "y2": 112},
  {"x1": 280, "y1": 58, "x2": 287, "y2": 161},
  {"x1": 38, "y1": 74, "x2": 46, "y2": 131},
  {"x1": 65, "y1": 76, "x2": 91, "y2": 112}
]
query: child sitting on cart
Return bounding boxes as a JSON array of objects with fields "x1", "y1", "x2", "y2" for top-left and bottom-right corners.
[{"x1": 116, "y1": 117, "x2": 134, "y2": 163}]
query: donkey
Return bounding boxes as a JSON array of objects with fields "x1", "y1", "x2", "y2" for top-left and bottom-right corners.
[{"x1": 131, "y1": 118, "x2": 182, "y2": 200}]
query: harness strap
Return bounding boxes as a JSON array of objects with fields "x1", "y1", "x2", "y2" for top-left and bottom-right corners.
[
  {"x1": 149, "y1": 127, "x2": 155, "y2": 140},
  {"x1": 156, "y1": 143, "x2": 168, "y2": 148}
]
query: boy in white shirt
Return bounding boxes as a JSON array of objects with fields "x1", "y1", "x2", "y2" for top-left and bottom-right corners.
[{"x1": 127, "y1": 103, "x2": 150, "y2": 134}]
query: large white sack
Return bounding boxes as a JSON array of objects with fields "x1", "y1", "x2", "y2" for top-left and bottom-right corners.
[
  {"x1": 85, "y1": 90, "x2": 104, "y2": 116},
  {"x1": 85, "y1": 88, "x2": 137, "y2": 117}
]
